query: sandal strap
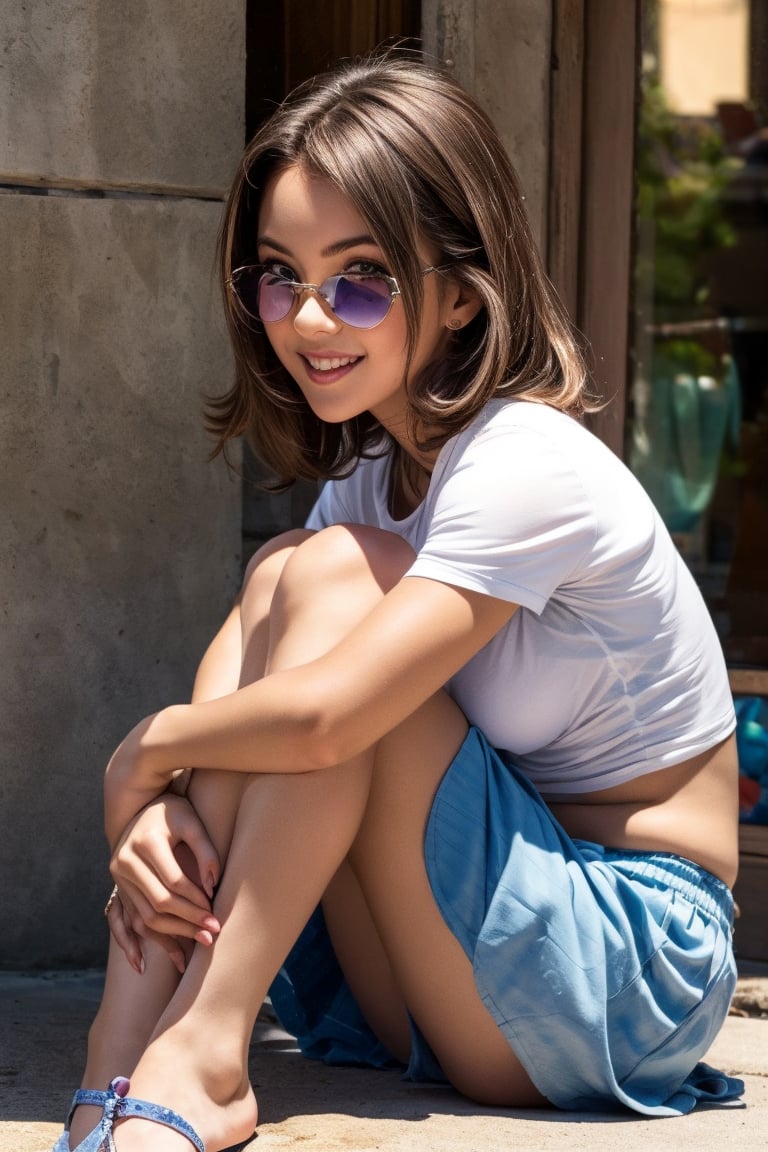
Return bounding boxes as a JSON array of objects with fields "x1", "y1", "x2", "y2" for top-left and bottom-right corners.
[
  {"x1": 65, "y1": 1088, "x2": 109, "y2": 1127},
  {"x1": 66, "y1": 1077, "x2": 205, "y2": 1152},
  {"x1": 115, "y1": 1097, "x2": 204, "y2": 1151}
]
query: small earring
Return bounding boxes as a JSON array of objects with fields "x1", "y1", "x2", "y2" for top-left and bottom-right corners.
[{"x1": 448, "y1": 319, "x2": 462, "y2": 330}]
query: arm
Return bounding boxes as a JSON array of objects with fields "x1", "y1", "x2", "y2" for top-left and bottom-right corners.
[
  {"x1": 108, "y1": 595, "x2": 244, "y2": 857},
  {"x1": 107, "y1": 598, "x2": 245, "y2": 967},
  {"x1": 106, "y1": 413, "x2": 595, "y2": 840},
  {"x1": 104, "y1": 575, "x2": 518, "y2": 843}
]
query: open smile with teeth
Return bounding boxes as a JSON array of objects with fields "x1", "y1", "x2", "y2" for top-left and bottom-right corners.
[{"x1": 305, "y1": 354, "x2": 361, "y2": 371}]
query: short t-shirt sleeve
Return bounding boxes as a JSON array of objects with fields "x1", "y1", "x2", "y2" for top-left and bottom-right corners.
[
  {"x1": 305, "y1": 479, "x2": 348, "y2": 531},
  {"x1": 408, "y1": 424, "x2": 597, "y2": 614}
]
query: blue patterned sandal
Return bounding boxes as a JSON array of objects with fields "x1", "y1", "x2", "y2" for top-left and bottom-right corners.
[{"x1": 52, "y1": 1075, "x2": 256, "y2": 1152}]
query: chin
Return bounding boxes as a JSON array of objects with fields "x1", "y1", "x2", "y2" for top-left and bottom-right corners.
[{"x1": 300, "y1": 393, "x2": 369, "y2": 425}]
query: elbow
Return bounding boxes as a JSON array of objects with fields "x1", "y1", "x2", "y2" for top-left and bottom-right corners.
[
  {"x1": 300, "y1": 716, "x2": 356, "y2": 774},
  {"x1": 295, "y1": 677, "x2": 363, "y2": 772}
]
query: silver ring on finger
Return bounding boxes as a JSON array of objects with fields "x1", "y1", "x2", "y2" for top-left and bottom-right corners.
[{"x1": 104, "y1": 883, "x2": 120, "y2": 918}]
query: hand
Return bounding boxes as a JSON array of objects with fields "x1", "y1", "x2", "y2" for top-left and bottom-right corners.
[
  {"x1": 108, "y1": 793, "x2": 222, "y2": 974},
  {"x1": 103, "y1": 711, "x2": 184, "y2": 848},
  {"x1": 105, "y1": 881, "x2": 192, "y2": 976}
]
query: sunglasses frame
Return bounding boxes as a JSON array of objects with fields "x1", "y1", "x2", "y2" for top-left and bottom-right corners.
[{"x1": 228, "y1": 266, "x2": 402, "y2": 329}]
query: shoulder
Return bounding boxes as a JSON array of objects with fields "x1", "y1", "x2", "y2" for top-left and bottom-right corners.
[
  {"x1": 431, "y1": 400, "x2": 601, "y2": 525},
  {"x1": 305, "y1": 451, "x2": 391, "y2": 530},
  {"x1": 412, "y1": 403, "x2": 602, "y2": 608},
  {"x1": 438, "y1": 399, "x2": 602, "y2": 477},
  {"x1": 436, "y1": 399, "x2": 652, "y2": 537},
  {"x1": 415, "y1": 399, "x2": 664, "y2": 608},
  {"x1": 454, "y1": 398, "x2": 604, "y2": 457}
]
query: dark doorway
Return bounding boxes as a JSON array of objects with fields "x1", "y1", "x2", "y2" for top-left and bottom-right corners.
[
  {"x1": 242, "y1": 0, "x2": 422, "y2": 559},
  {"x1": 246, "y1": 0, "x2": 421, "y2": 139}
]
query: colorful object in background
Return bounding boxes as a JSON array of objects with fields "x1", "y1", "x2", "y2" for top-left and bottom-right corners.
[{"x1": 735, "y1": 696, "x2": 768, "y2": 824}]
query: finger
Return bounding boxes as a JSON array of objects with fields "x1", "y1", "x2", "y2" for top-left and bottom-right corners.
[
  {"x1": 132, "y1": 923, "x2": 192, "y2": 975},
  {"x1": 106, "y1": 896, "x2": 144, "y2": 975},
  {"x1": 112, "y1": 845, "x2": 220, "y2": 932},
  {"x1": 119, "y1": 876, "x2": 220, "y2": 945},
  {"x1": 173, "y1": 822, "x2": 221, "y2": 901},
  {"x1": 111, "y1": 796, "x2": 218, "y2": 911},
  {"x1": 154, "y1": 799, "x2": 221, "y2": 902},
  {"x1": 133, "y1": 832, "x2": 215, "y2": 913},
  {"x1": 114, "y1": 884, "x2": 192, "y2": 974}
]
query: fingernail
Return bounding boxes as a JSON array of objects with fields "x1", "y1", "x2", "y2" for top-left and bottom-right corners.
[
  {"x1": 205, "y1": 872, "x2": 216, "y2": 899},
  {"x1": 195, "y1": 930, "x2": 214, "y2": 947},
  {"x1": 171, "y1": 951, "x2": 186, "y2": 974},
  {"x1": 139, "y1": 955, "x2": 145, "y2": 976}
]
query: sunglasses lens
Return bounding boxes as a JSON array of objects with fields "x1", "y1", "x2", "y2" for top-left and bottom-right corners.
[
  {"x1": 228, "y1": 269, "x2": 261, "y2": 318},
  {"x1": 333, "y1": 276, "x2": 393, "y2": 328},
  {"x1": 256, "y1": 273, "x2": 295, "y2": 322},
  {"x1": 238, "y1": 271, "x2": 395, "y2": 328}
]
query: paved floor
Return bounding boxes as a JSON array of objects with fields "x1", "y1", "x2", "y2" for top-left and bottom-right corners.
[{"x1": 1, "y1": 969, "x2": 766, "y2": 1152}]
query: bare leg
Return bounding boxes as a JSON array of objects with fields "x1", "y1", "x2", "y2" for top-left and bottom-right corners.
[
  {"x1": 351, "y1": 692, "x2": 545, "y2": 1106},
  {"x1": 106, "y1": 527, "x2": 543, "y2": 1152},
  {"x1": 278, "y1": 531, "x2": 544, "y2": 1104},
  {"x1": 321, "y1": 860, "x2": 412, "y2": 1060},
  {"x1": 68, "y1": 532, "x2": 309, "y2": 1147}
]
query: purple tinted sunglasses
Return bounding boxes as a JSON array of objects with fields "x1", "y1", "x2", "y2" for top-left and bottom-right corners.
[{"x1": 229, "y1": 266, "x2": 402, "y2": 330}]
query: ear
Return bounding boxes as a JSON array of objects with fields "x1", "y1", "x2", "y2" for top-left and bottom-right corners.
[{"x1": 443, "y1": 280, "x2": 483, "y2": 332}]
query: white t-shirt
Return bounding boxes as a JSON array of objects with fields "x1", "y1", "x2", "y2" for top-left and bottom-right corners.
[{"x1": 306, "y1": 398, "x2": 735, "y2": 797}]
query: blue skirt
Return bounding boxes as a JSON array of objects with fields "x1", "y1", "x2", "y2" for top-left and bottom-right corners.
[{"x1": 269, "y1": 727, "x2": 744, "y2": 1115}]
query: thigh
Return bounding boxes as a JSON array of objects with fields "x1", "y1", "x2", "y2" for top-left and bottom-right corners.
[
  {"x1": 249, "y1": 526, "x2": 542, "y2": 1102},
  {"x1": 345, "y1": 692, "x2": 547, "y2": 1107},
  {"x1": 321, "y1": 861, "x2": 412, "y2": 1062}
]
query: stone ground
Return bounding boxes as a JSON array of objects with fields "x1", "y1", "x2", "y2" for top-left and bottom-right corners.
[{"x1": 1, "y1": 967, "x2": 766, "y2": 1152}]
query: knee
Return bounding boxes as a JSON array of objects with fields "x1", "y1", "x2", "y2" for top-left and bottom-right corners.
[
  {"x1": 242, "y1": 529, "x2": 314, "y2": 588},
  {"x1": 277, "y1": 525, "x2": 416, "y2": 604},
  {"x1": 240, "y1": 529, "x2": 314, "y2": 610}
]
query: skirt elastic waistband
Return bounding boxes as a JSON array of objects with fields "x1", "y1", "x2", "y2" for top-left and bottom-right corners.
[{"x1": 598, "y1": 849, "x2": 734, "y2": 930}]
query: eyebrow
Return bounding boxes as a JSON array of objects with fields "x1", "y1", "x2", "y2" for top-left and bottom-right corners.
[{"x1": 256, "y1": 234, "x2": 381, "y2": 258}]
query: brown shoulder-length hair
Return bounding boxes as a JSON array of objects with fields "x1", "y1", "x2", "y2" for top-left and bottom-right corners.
[{"x1": 208, "y1": 51, "x2": 595, "y2": 486}]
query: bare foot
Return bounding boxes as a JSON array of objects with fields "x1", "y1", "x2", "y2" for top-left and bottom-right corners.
[
  {"x1": 68, "y1": 1102, "x2": 107, "y2": 1150},
  {"x1": 109, "y1": 1101, "x2": 257, "y2": 1151},
  {"x1": 103, "y1": 1044, "x2": 257, "y2": 1152}
]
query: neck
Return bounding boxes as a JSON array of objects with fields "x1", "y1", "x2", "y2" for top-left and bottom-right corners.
[
  {"x1": 377, "y1": 413, "x2": 438, "y2": 472},
  {"x1": 388, "y1": 445, "x2": 432, "y2": 519}
]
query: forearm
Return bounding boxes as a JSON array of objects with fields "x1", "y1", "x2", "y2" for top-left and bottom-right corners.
[
  {"x1": 146, "y1": 666, "x2": 333, "y2": 781},
  {"x1": 103, "y1": 666, "x2": 330, "y2": 846},
  {"x1": 103, "y1": 576, "x2": 517, "y2": 843},
  {"x1": 168, "y1": 598, "x2": 246, "y2": 801}
]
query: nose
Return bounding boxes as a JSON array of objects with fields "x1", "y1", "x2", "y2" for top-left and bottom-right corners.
[{"x1": 292, "y1": 288, "x2": 342, "y2": 335}]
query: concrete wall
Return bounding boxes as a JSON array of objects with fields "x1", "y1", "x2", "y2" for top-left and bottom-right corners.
[
  {"x1": 0, "y1": 1, "x2": 245, "y2": 967},
  {"x1": 422, "y1": 0, "x2": 553, "y2": 250}
]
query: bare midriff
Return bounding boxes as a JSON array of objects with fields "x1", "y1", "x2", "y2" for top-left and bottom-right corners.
[{"x1": 546, "y1": 734, "x2": 740, "y2": 888}]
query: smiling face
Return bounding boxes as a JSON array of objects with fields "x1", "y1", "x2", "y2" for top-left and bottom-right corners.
[{"x1": 255, "y1": 163, "x2": 471, "y2": 452}]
